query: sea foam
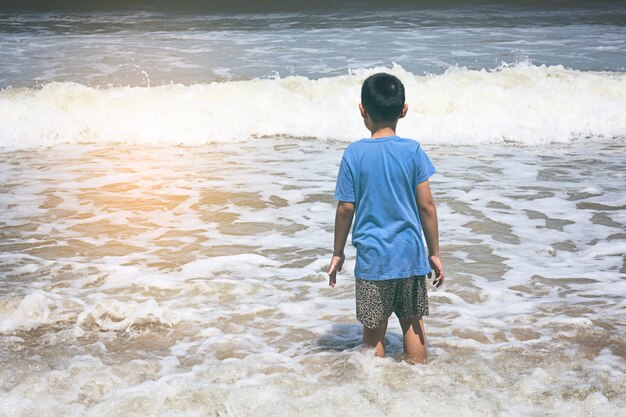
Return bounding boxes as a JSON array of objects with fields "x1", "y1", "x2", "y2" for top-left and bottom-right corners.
[
  {"x1": 0, "y1": 137, "x2": 624, "y2": 416},
  {"x1": 0, "y1": 63, "x2": 624, "y2": 148}
]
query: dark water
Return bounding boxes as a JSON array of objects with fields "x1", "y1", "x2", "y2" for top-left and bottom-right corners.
[
  {"x1": 1, "y1": 0, "x2": 624, "y2": 12},
  {"x1": 0, "y1": 2, "x2": 624, "y2": 88}
]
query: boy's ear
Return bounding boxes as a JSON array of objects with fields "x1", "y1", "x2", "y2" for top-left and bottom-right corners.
[
  {"x1": 399, "y1": 104, "x2": 408, "y2": 119},
  {"x1": 359, "y1": 103, "x2": 368, "y2": 119}
]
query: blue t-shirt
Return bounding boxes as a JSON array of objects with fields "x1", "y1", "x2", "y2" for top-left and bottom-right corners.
[{"x1": 334, "y1": 135, "x2": 436, "y2": 280}]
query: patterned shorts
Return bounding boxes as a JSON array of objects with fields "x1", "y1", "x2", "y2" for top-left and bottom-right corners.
[{"x1": 355, "y1": 275, "x2": 429, "y2": 329}]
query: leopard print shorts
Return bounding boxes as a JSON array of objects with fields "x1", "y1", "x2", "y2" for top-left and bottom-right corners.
[{"x1": 355, "y1": 275, "x2": 429, "y2": 329}]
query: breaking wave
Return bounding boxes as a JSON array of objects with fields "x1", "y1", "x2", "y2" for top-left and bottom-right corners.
[{"x1": 0, "y1": 63, "x2": 624, "y2": 148}]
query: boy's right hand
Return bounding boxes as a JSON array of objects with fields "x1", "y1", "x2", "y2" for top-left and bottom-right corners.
[
  {"x1": 429, "y1": 255, "x2": 445, "y2": 288},
  {"x1": 328, "y1": 254, "x2": 345, "y2": 288}
]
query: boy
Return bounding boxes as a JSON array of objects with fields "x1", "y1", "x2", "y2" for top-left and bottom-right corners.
[{"x1": 328, "y1": 73, "x2": 444, "y2": 364}]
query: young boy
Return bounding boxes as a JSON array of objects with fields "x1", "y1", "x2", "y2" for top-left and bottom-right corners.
[{"x1": 328, "y1": 73, "x2": 444, "y2": 364}]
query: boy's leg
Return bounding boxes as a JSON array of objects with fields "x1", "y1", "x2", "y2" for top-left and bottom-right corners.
[
  {"x1": 394, "y1": 276, "x2": 429, "y2": 364},
  {"x1": 362, "y1": 320, "x2": 388, "y2": 357},
  {"x1": 356, "y1": 278, "x2": 394, "y2": 358},
  {"x1": 399, "y1": 316, "x2": 426, "y2": 364}
]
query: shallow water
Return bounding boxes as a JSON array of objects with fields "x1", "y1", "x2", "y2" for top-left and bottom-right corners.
[{"x1": 0, "y1": 137, "x2": 624, "y2": 416}]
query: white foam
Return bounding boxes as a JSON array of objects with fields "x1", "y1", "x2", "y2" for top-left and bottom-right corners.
[
  {"x1": 0, "y1": 63, "x2": 624, "y2": 148},
  {"x1": 73, "y1": 298, "x2": 183, "y2": 336},
  {"x1": 0, "y1": 137, "x2": 624, "y2": 416},
  {"x1": 0, "y1": 291, "x2": 51, "y2": 333},
  {"x1": 179, "y1": 254, "x2": 280, "y2": 277}
]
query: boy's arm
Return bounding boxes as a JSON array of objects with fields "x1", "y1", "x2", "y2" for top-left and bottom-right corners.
[
  {"x1": 416, "y1": 180, "x2": 445, "y2": 288},
  {"x1": 328, "y1": 201, "x2": 355, "y2": 287}
]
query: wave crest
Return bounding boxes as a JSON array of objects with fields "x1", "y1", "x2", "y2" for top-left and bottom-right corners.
[{"x1": 1, "y1": 63, "x2": 624, "y2": 148}]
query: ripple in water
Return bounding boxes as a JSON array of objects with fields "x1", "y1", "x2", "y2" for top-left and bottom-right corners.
[{"x1": 0, "y1": 138, "x2": 624, "y2": 416}]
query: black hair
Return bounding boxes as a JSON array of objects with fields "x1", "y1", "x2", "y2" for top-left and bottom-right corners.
[{"x1": 361, "y1": 73, "x2": 405, "y2": 123}]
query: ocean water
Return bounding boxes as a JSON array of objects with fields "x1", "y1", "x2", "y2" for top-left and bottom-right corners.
[{"x1": 0, "y1": 3, "x2": 625, "y2": 417}]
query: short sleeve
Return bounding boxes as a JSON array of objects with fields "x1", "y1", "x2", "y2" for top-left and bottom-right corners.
[
  {"x1": 334, "y1": 156, "x2": 355, "y2": 202},
  {"x1": 416, "y1": 146, "x2": 436, "y2": 184}
]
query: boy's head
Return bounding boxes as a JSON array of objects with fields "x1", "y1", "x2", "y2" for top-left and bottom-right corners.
[{"x1": 360, "y1": 73, "x2": 406, "y2": 125}]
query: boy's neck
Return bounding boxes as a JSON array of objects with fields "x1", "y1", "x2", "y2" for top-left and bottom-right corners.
[{"x1": 369, "y1": 126, "x2": 397, "y2": 139}]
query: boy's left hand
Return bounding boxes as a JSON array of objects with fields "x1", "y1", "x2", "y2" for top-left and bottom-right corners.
[{"x1": 328, "y1": 254, "x2": 345, "y2": 287}]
